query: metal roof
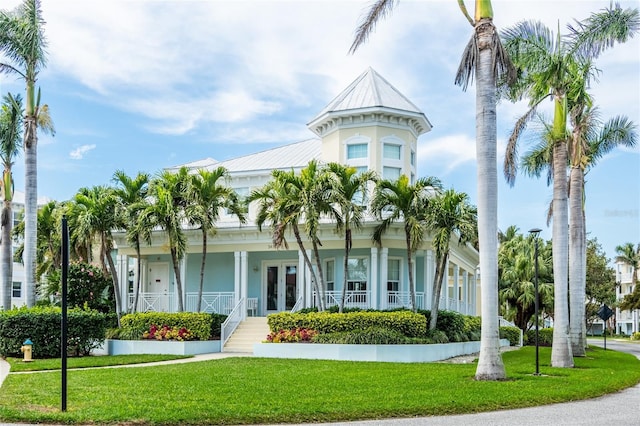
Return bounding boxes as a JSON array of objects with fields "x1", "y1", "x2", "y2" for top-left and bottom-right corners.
[
  {"x1": 310, "y1": 67, "x2": 424, "y2": 120},
  {"x1": 205, "y1": 138, "x2": 321, "y2": 174}
]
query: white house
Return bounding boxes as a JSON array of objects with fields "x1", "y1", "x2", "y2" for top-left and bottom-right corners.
[
  {"x1": 615, "y1": 260, "x2": 639, "y2": 335},
  {"x1": 112, "y1": 68, "x2": 480, "y2": 320}
]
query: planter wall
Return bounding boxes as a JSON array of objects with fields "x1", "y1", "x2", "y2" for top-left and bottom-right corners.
[
  {"x1": 107, "y1": 339, "x2": 221, "y2": 356},
  {"x1": 253, "y1": 339, "x2": 511, "y2": 363}
]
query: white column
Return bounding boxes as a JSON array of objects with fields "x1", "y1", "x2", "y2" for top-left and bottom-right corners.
[
  {"x1": 241, "y1": 251, "x2": 248, "y2": 319},
  {"x1": 473, "y1": 266, "x2": 479, "y2": 316},
  {"x1": 306, "y1": 250, "x2": 313, "y2": 308},
  {"x1": 298, "y1": 250, "x2": 306, "y2": 307},
  {"x1": 180, "y1": 255, "x2": 187, "y2": 311},
  {"x1": 380, "y1": 248, "x2": 389, "y2": 310},
  {"x1": 370, "y1": 247, "x2": 379, "y2": 309},
  {"x1": 453, "y1": 264, "x2": 460, "y2": 313},
  {"x1": 443, "y1": 260, "x2": 449, "y2": 310},
  {"x1": 116, "y1": 255, "x2": 128, "y2": 313},
  {"x1": 234, "y1": 251, "x2": 241, "y2": 305},
  {"x1": 425, "y1": 250, "x2": 434, "y2": 310},
  {"x1": 462, "y1": 271, "x2": 469, "y2": 315}
]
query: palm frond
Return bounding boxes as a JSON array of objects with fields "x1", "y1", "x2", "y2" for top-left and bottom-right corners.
[{"x1": 349, "y1": 0, "x2": 397, "y2": 54}]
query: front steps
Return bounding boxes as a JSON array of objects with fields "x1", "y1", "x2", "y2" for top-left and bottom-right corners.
[{"x1": 223, "y1": 316, "x2": 270, "y2": 353}]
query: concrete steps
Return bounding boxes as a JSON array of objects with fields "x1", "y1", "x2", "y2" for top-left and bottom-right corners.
[{"x1": 223, "y1": 316, "x2": 270, "y2": 353}]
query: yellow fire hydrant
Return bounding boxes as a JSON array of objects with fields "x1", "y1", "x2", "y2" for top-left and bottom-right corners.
[{"x1": 20, "y1": 339, "x2": 33, "y2": 362}]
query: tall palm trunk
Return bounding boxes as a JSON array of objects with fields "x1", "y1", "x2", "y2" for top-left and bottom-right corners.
[
  {"x1": 339, "y1": 227, "x2": 350, "y2": 313},
  {"x1": 102, "y1": 233, "x2": 122, "y2": 327},
  {"x1": 550, "y1": 97, "x2": 574, "y2": 367},
  {"x1": 404, "y1": 226, "x2": 416, "y2": 313},
  {"x1": 429, "y1": 253, "x2": 448, "y2": 330},
  {"x1": 132, "y1": 239, "x2": 142, "y2": 314},
  {"x1": 24, "y1": 113, "x2": 38, "y2": 307},
  {"x1": 311, "y1": 238, "x2": 326, "y2": 309},
  {"x1": 292, "y1": 223, "x2": 324, "y2": 311},
  {"x1": 197, "y1": 231, "x2": 207, "y2": 312},
  {"x1": 170, "y1": 246, "x2": 184, "y2": 312},
  {"x1": 569, "y1": 165, "x2": 586, "y2": 355},
  {"x1": 1, "y1": 200, "x2": 13, "y2": 309},
  {"x1": 475, "y1": 17, "x2": 506, "y2": 380}
]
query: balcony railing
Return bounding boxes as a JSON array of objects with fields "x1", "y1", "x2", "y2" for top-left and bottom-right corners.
[
  {"x1": 387, "y1": 291, "x2": 425, "y2": 310},
  {"x1": 129, "y1": 292, "x2": 235, "y2": 314},
  {"x1": 316, "y1": 291, "x2": 369, "y2": 310}
]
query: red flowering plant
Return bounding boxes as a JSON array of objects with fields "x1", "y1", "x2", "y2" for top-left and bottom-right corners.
[
  {"x1": 143, "y1": 324, "x2": 195, "y2": 341},
  {"x1": 265, "y1": 328, "x2": 318, "y2": 343}
]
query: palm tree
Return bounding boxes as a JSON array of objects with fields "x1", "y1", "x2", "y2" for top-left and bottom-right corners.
[
  {"x1": 186, "y1": 167, "x2": 246, "y2": 312},
  {"x1": 112, "y1": 170, "x2": 150, "y2": 314},
  {"x1": 617, "y1": 243, "x2": 640, "y2": 312},
  {"x1": 326, "y1": 163, "x2": 376, "y2": 313},
  {"x1": 350, "y1": 0, "x2": 513, "y2": 380},
  {"x1": 501, "y1": 4, "x2": 639, "y2": 367},
  {"x1": 0, "y1": 0, "x2": 54, "y2": 307},
  {"x1": 0, "y1": 93, "x2": 22, "y2": 310},
  {"x1": 426, "y1": 189, "x2": 477, "y2": 330},
  {"x1": 70, "y1": 186, "x2": 123, "y2": 325},
  {"x1": 0, "y1": 93, "x2": 22, "y2": 309},
  {"x1": 370, "y1": 175, "x2": 441, "y2": 313},
  {"x1": 143, "y1": 168, "x2": 190, "y2": 312}
]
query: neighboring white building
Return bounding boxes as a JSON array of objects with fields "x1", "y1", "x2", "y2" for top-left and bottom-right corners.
[
  {"x1": 112, "y1": 68, "x2": 480, "y2": 319},
  {"x1": 615, "y1": 260, "x2": 639, "y2": 335}
]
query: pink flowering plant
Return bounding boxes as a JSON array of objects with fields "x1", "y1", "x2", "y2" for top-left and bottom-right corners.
[
  {"x1": 265, "y1": 328, "x2": 318, "y2": 343},
  {"x1": 143, "y1": 324, "x2": 195, "y2": 341}
]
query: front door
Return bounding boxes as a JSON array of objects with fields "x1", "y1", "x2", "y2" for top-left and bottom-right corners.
[
  {"x1": 265, "y1": 263, "x2": 297, "y2": 313},
  {"x1": 147, "y1": 262, "x2": 170, "y2": 311}
]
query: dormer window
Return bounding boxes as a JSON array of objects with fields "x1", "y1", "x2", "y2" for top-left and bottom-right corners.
[
  {"x1": 383, "y1": 143, "x2": 401, "y2": 160},
  {"x1": 347, "y1": 143, "x2": 368, "y2": 159}
]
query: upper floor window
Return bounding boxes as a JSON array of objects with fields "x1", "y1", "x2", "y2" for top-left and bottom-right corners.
[
  {"x1": 383, "y1": 167, "x2": 401, "y2": 181},
  {"x1": 410, "y1": 150, "x2": 416, "y2": 166},
  {"x1": 347, "y1": 144, "x2": 368, "y2": 159},
  {"x1": 383, "y1": 143, "x2": 401, "y2": 160}
]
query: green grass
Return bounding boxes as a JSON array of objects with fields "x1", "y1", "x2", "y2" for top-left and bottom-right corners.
[
  {"x1": 0, "y1": 346, "x2": 638, "y2": 425},
  {"x1": 5, "y1": 354, "x2": 191, "y2": 372}
]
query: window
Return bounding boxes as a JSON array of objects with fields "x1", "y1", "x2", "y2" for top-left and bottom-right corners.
[
  {"x1": 410, "y1": 150, "x2": 416, "y2": 166},
  {"x1": 12, "y1": 282, "x2": 21, "y2": 298},
  {"x1": 227, "y1": 187, "x2": 249, "y2": 215},
  {"x1": 387, "y1": 259, "x2": 400, "y2": 292},
  {"x1": 12, "y1": 210, "x2": 23, "y2": 228},
  {"x1": 347, "y1": 258, "x2": 368, "y2": 291},
  {"x1": 324, "y1": 260, "x2": 335, "y2": 292},
  {"x1": 347, "y1": 143, "x2": 368, "y2": 159},
  {"x1": 410, "y1": 173, "x2": 415, "y2": 184},
  {"x1": 383, "y1": 166, "x2": 401, "y2": 180},
  {"x1": 383, "y1": 143, "x2": 401, "y2": 160}
]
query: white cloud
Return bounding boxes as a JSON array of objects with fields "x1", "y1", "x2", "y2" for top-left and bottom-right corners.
[
  {"x1": 69, "y1": 144, "x2": 97, "y2": 160},
  {"x1": 418, "y1": 134, "x2": 477, "y2": 173}
]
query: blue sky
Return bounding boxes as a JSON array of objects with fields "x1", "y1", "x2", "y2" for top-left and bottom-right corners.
[{"x1": 1, "y1": 0, "x2": 638, "y2": 261}]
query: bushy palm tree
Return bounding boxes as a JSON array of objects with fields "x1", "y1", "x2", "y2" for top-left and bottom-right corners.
[
  {"x1": 371, "y1": 175, "x2": 441, "y2": 313},
  {"x1": 426, "y1": 189, "x2": 477, "y2": 330},
  {"x1": 70, "y1": 186, "x2": 122, "y2": 325},
  {"x1": 351, "y1": 0, "x2": 514, "y2": 380},
  {"x1": 186, "y1": 167, "x2": 246, "y2": 312},
  {"x1": 142, "y1": 168, "x2": 190, "y2": 312},
  {"x1": 113, "y1": 170, "x2": 150, "y2": 314},
  {"x1": 501, "y1": 4, "x2": 639, "y2": 366},
  {"x1": 326, "y1": 163, "x2": 377, "y2": 313},
  {"x1": 0, "y1": 0, "x2": 54, "y2": 307},
  {"x1": 0, "y1": 93, "x2": 22, "y2": 309},
  {"x1": 498, "y1": 230, "x2": 553, "y2": 331},
  {"x1": 617, "y1": 242, "x2": 640, "y2": 311}
]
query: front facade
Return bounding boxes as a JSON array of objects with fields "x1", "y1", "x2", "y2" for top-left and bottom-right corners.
[
  {"x1": 112, "y1": 68, "x2": 480, "y2": 318},
  {"x1": 1, "y1": 191, "x2": 28, "y2": 308}
]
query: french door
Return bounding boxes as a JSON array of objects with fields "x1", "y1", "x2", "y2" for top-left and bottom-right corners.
[{"x1": 265, "y1": 262, "x2": 297, "y2": 313}]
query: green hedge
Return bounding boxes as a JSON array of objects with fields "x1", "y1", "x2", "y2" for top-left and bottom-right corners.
[
  {"x1": 524, "y1": 327, "x2": 554, "y2": 346},
  {"x1": 499, "y1": 326, "x2": 521, "y2": 346},
  {"x1": 268, "y1": 311, "x2": 427, "y2": 337},
  {"x1": 0, "y1": 306, "x2": 108, "y2": 358},
  {"x1": 312, "y1": 327, "x2": 409, "y2": 344},
  {"x1": 119, "y1": 312, "x2": 213, "y2": 341}
]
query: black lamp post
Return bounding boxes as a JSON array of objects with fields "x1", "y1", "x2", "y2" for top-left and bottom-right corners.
[{"x1": 529, "y1": 228, "x2": 542, "y2": 376}]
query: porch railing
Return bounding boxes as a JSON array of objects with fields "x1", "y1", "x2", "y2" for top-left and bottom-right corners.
[
  {"x1": 128, "y1": 292, "x2": 175, "y2": 313},
  {"x1": 221, "y1": 297, "x2": 245, "y2": 350},
  {"x1": 185, "y1": 292, "x2": 235, "y2": 314},
  {"x1": 291, "y1": 295, "x2": 304, "y2": 313},
  {"x1": 386, "y1": 291, "x2": 425, "y2": 310},
  {"x1": 317, "y1": 291, "x2": 369, "y2": 310}
]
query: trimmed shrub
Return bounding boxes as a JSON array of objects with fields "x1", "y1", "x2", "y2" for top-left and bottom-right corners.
[
  {"x1": 499, "y1": 326, "x2": 521, "y2": 346},
  {"x1": 631, "y1": 332, "x2": 640, "y2": 341},
  {"x1": 425, "y1": 329, "x2": 449, "y2": 344},
  {"x1": 266, "y1": 328, "x2": 318, "y2": 343},
  {"x1": 311, "y1": 327, "x2": 408, "y2": 344},
  {"x1": 210, "y1": 313, "x2": 227, "y2": 340},
  {"x1": 524, "y1": 327, "x2": 553, "y2": 346},
  {"x1": 267, "y1": 311, "x2": 427, "y2": 338},
  {"x1": 119, "y1": 312, "x2": 212, "y2": 341},
  {"x1": 0, "y1": 306, "x2": 108, "y2": 358}
]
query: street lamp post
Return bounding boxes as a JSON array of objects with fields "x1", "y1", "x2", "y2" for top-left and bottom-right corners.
[{"x1": 529, "y1": 228, "x2": 542, "y2": 376}]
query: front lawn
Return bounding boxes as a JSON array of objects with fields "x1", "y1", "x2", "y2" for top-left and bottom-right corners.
[
  {"x1": 0, "y1": 346, "x2": 638, "y2": 425},
  {"x1": 5, "y1": 354, "x2": 191, "y2": 372}
]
